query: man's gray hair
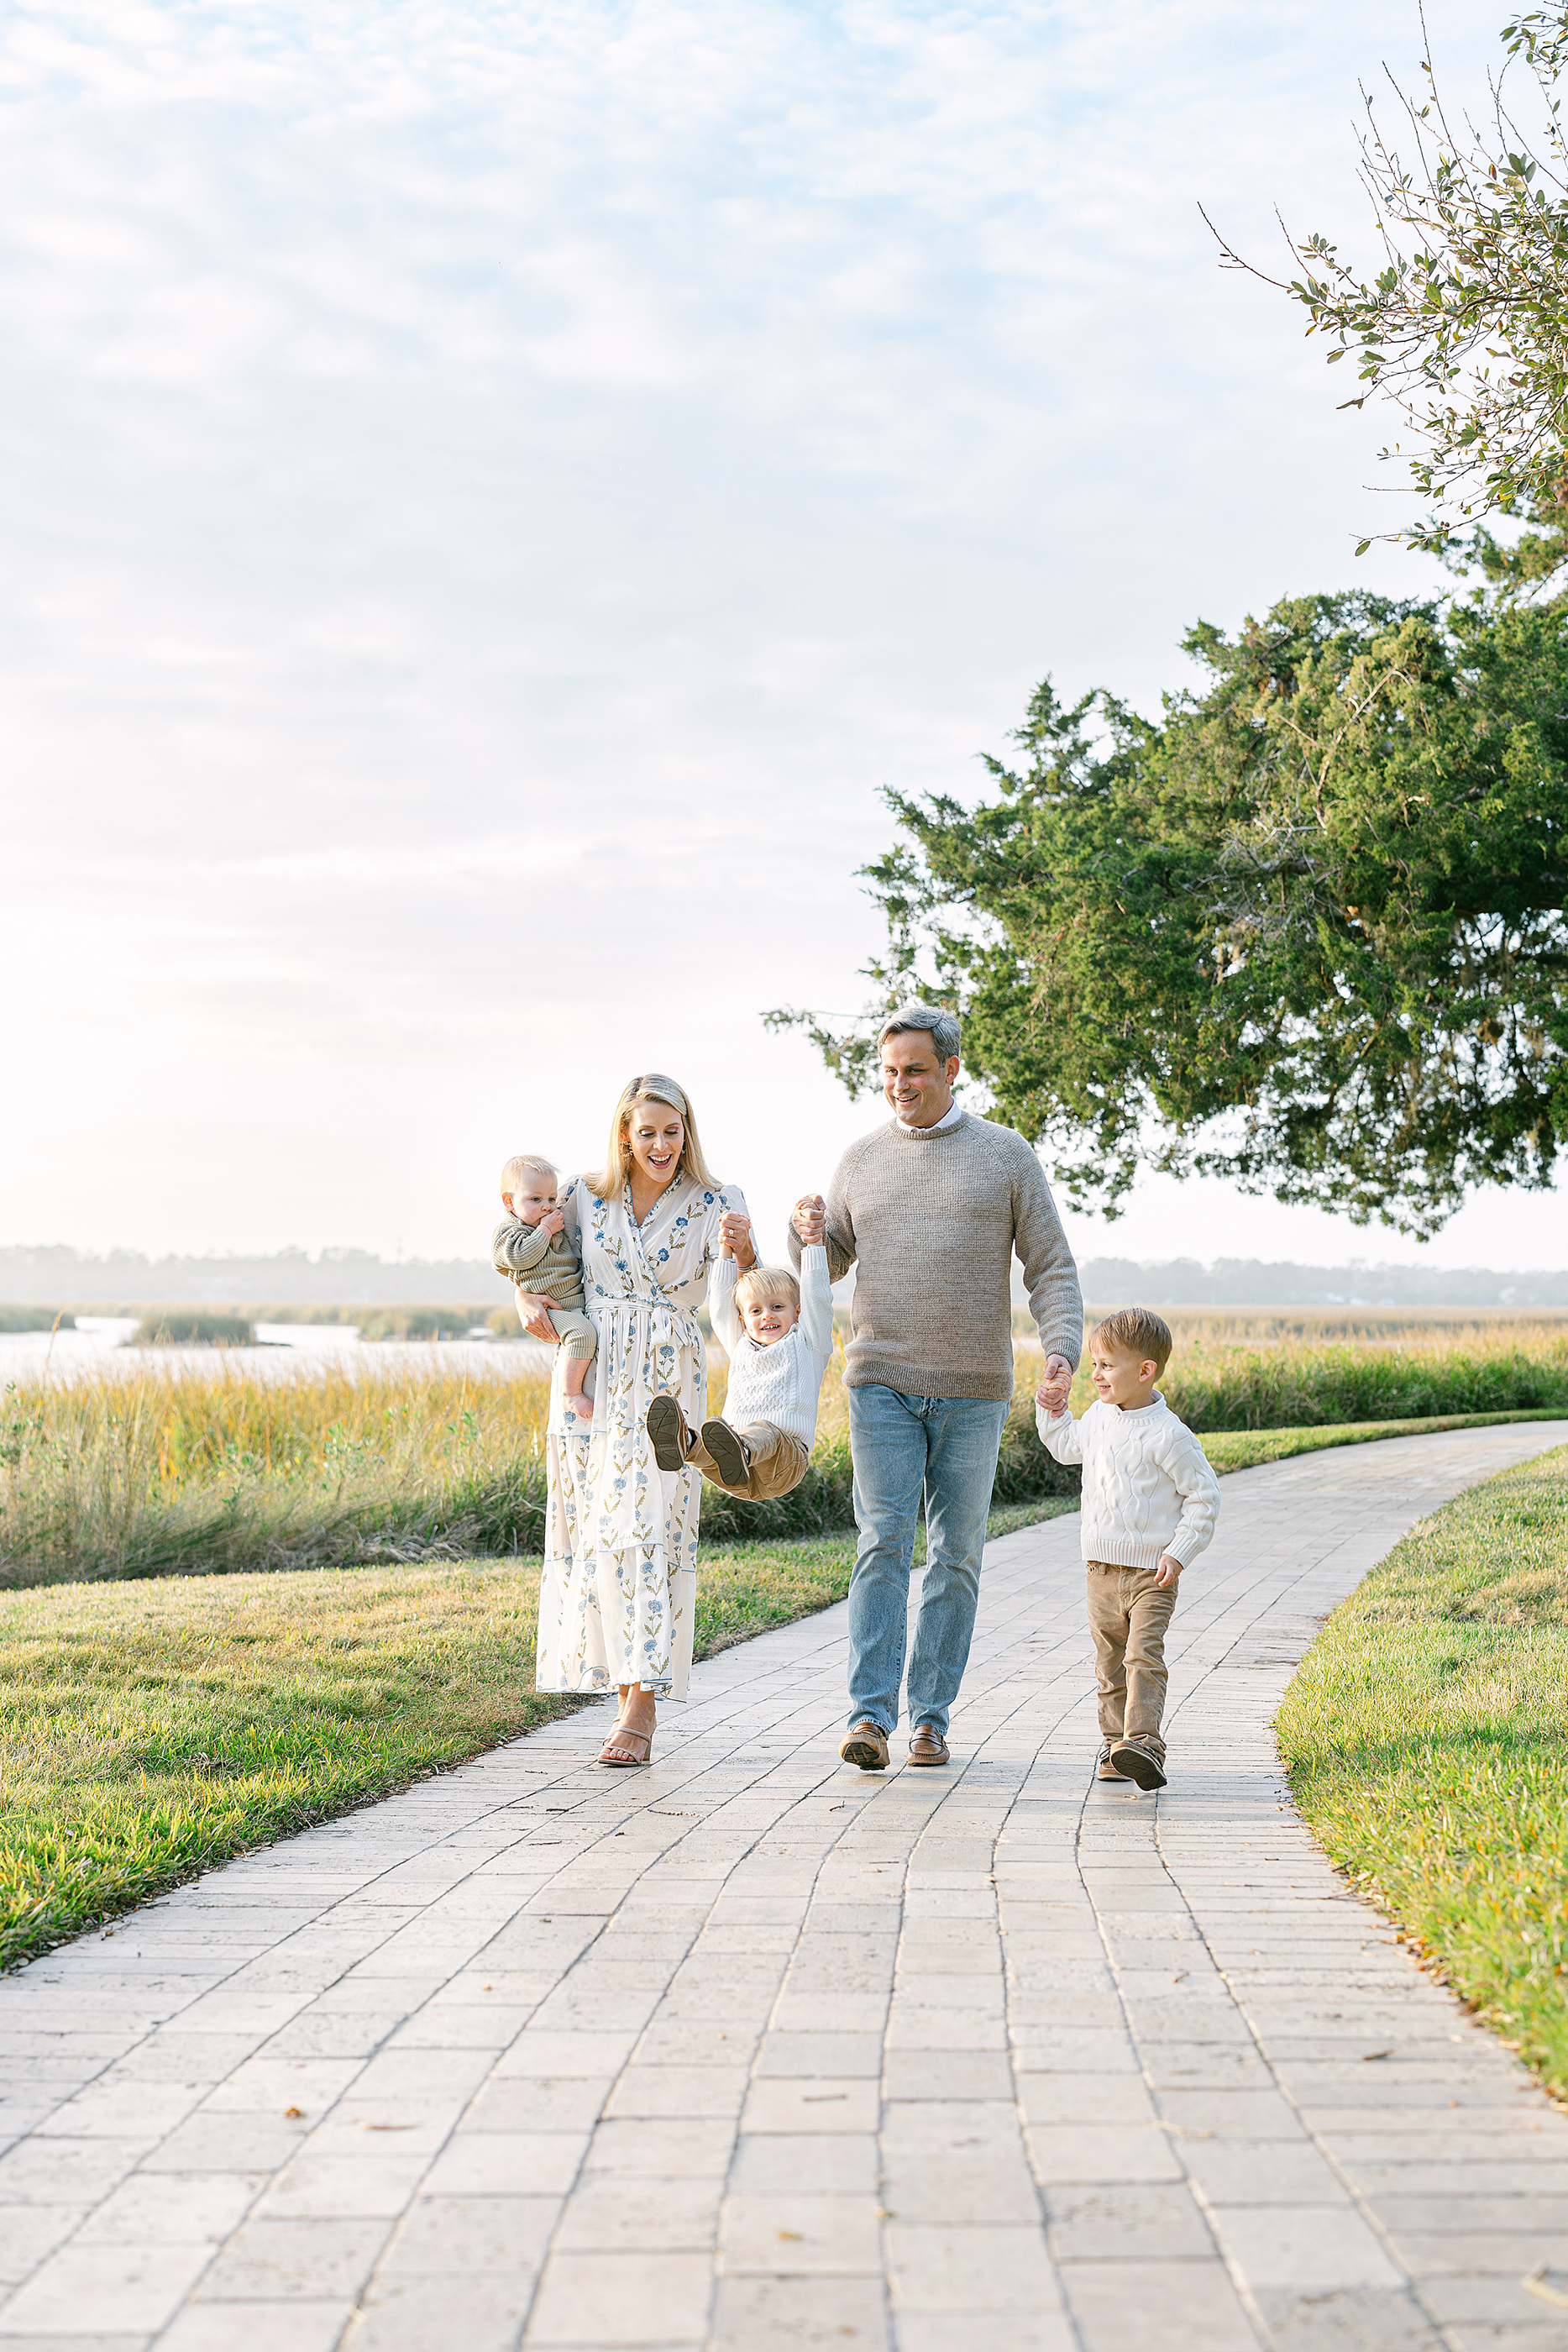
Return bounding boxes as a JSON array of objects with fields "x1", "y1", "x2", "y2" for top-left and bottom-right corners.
[{"x1": 878, "y1": 1000, "x2": 961, "y2": 1062}]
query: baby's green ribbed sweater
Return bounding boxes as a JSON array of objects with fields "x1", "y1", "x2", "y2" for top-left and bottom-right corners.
[{"x1": 790, "y1": 1111, "x2": 1083, "y2": 1401}]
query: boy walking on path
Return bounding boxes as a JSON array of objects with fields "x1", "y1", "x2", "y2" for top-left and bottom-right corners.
[
  {"x1": 1036, "y1": 1308, "x2": 1219, "y2": 1789},
  {"x1": 790, "y1": 1002, "x2": 1083, "y2": 1770}
]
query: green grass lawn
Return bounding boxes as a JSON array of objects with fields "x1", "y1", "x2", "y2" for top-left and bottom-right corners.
[
  {"x1": 1198, "y1": 1406, "x2": 1568, "y2": 1473},
  {"x1": 0, "y1": 1563, "x2": 571, "y2": 1971},
  {"x1": 1277, "y1": 1442, "x2": 1568, "y2": 2101}
]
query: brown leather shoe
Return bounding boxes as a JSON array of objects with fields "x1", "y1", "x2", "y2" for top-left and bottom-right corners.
[
  {"x1": 908, "y1": 1724, "x2": 950, "y2": 1767},
  {"x1": 646, "y1": 1395, "x2": 691, "y2": 1473},
  {"x1": 700, "y1": 1418, "x2": 751, "y2": 1488},
  {"x1": 1109, "y1": 1736, "x2": 1167, "y2": 1789},
  {"x1": 839, "y1": 1721, "x2": 889, "y2": 1771}
]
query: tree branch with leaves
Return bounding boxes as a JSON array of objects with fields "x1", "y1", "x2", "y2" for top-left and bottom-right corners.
[{"x1": 1207, "y1": 5, "x2": 1568, "y2": 553}]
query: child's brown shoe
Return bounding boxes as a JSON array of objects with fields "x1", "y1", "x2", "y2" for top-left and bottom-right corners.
[
  {"x1": 1109, "y1": 1736, "x2": 1167, "y2": 1790},
  {"x1": 1096, "y1": 1743, "x2": 1127, "y2": 1781},
  {"x1": 700, "y1": 1419, "x2": 751, "y2": 1488},
  {"x1": 647, "y1": 1396, "x2": 692, "y2": 1472}
]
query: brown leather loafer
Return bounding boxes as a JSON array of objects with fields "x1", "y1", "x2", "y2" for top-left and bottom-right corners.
[
  {"x1": 839, "y1": 1721, "x2": 889, "y2": 1771},
  {"x1": 700, "y1": 1418, "x2": 751, "y2": 1488},
  {"x1": 646, "y1": 1395, "x2": 691, "y2": 1473},
  {"x1": 908, "y1": 1724, "x2": 950, "y2": 1767}
]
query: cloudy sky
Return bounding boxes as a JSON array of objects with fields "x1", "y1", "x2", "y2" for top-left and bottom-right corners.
[{"x1": 3, "y1": 0, "x2": 1559, "y2": 1275}]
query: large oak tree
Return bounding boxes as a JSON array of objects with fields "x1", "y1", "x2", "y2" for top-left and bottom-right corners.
[{"x1": 770, "y1": 589, "x2": 1568, "y2": 1236}]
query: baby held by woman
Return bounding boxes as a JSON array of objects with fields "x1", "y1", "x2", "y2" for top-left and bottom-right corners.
[
  {"x1": 647, "y1": 1198, "x2": 834, "y2": 1501},
  {"x1": 491, "y1": 1155, "x2": 596, "y2": 1420}
]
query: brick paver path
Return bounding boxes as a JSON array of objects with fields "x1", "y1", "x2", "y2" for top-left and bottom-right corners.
[{"x1": 3, "y1": 1422, "x2": 1567, "y2": 2352}]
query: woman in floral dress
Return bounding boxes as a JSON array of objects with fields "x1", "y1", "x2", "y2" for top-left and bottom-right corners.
[{"x1": 512, "y1": 1074, "x2": 754, "y2": 1765}]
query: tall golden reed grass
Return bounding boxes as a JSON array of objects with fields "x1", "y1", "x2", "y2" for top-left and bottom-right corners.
[{"x1": 3, "y1": 1315, "x2": 1565, "y2": 1586}]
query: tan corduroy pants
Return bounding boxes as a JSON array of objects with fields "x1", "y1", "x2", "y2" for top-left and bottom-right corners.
[
  {"x1": 684, "y1": 1415, "x2": 811, "y2": 1502},
  {"x1": 1087, "y1": 1561, "x2": 1177, "y2": 1758}
]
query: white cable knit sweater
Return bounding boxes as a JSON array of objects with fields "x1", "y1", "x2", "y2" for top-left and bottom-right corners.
[
  {"x1": 711, "y1": 1246, "x2": 835, "y2": 1445},
  {"x1": 1036, "y1": 1393, "x2": 1219, "y2": 1572}
]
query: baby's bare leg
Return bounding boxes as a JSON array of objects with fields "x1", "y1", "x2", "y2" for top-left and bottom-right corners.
[
  {"x1": 556, "y1": 1311, "x2": 597, "y2": 1420},
  {"x1": 562, "y1": 1352, "x2": 594, "y2": 1419}
]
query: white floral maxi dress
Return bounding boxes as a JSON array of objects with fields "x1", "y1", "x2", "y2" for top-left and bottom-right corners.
[{"x1": 535, "y1": 1173, "x2": 748, "y2": 1702}]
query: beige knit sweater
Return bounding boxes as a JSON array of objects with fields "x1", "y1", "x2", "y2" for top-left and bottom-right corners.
[{"x1": 790, "y1": 1111, "x2": 1082, "y2": 1401}]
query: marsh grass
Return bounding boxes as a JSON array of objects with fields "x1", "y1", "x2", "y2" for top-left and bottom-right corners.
[
  {"x1": 4, "y1": 1320, "x2": 1566, "y2": 1589},
  {"x1": 0, "y1": 1362, "x2": 557, "y2": 1584},
  {"x1": 134, "y1": 1310, "x2": 255, "y2": 1347},
  {"x1": 1059, "y1": 1320, "x2": 1568, "y2": 1432},
  {"x1": 0, "y1": 1352, "x2": 1078, "y2": 1587},
  {"x1": 1277, "y1": 1444, "x2": 1568, "y2": 2098},
  {"x1": 1080, "y1": 1306, "x2": 1568, "y2": 1343}
]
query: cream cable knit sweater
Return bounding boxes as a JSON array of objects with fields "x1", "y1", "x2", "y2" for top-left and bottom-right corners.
[
  {"x1": 1036, "y1": 1394, "x2": 1219, "y2": 1572},
  {"x1": 790, "y1": 1111, "x2": 1082, "y2": 1401},
  {"x1": 711, "y1": 1246, "x2": 835, "y2": 1445}
]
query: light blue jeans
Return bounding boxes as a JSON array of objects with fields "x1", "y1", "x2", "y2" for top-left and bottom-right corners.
[{"x1": 845, "y1": 1385, "x2": 1011, "y2": 1740}]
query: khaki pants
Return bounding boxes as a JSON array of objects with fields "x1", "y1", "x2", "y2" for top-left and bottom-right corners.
[
  {"x1": 1087, "y1": 1561, "x2": 1177, "y2": 1760},
  {"x1": 686, "y1": 1415, "x2": 811, "y2": 1501}
]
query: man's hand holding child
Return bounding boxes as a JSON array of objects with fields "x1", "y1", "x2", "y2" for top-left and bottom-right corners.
[
  {"x1": 791, "y1": 1194, "x2": 826, "y2": 1247},
  {"x1": 1035, "y1": 1373, "x2": 1072, "y2": 1418}
]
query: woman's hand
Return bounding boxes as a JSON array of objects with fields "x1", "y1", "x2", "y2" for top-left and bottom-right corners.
[
  {"x1": 512, "y1": 1291, "x2": 559, "y2": 1343},
  {"x1": 719, "y1": 1210, "x2": 755, "y2": 1268}
]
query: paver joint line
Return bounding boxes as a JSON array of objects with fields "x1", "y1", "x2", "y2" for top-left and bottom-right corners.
[{"x1": 0, "y1": 1423, "x2": 1565, "y2": 2352}]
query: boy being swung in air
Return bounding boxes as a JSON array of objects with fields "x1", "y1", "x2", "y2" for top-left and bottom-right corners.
[
  {"x1": 1036, "y1": 1308, "x2": 1219, "y2": 1790},
  {"x1": 647, "y1": 1199, "x2": 833, "y2": 1500},
  {"x1": 492, "y1": 1155, "x2": 596, "y2": 1420}
]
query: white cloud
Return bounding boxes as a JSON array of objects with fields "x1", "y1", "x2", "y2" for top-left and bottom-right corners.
[{"x1": 2, "y1": 0, "x2": 1546, "y2": 1273}]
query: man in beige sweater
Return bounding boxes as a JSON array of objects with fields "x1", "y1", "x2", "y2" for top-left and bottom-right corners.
[{"x1": 790, "y1": 1002, "x2": 1082, "y2": 1770}]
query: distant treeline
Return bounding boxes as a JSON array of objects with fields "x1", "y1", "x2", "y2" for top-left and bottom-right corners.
[
  {"x1": 1081, "y1": 1257, "x2": 1568, "y2": 1307},
  {"x1": 3, "y1": 1243, "x2": 1566, "y2": 1310},
  {"x1": 0, "y1": 1246, "x2": 507, "y2": 1305}
]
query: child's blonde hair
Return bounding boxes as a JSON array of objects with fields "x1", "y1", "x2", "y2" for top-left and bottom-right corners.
[
  {"x1": 1093, "y1": 1307, "x2": 1173, "y2": 1375},
  {"x1": 501, "y1": 1152, "x2": 557, "y2": 1196},
  {"x1": 585, "y1": 1074, "x2": 716, "y2": 1199},
  {"x1": 734, "y1": 1265, "x2": 800, "y2": 1314}
]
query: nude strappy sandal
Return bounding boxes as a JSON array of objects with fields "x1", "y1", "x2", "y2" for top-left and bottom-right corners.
[{"x1": 598, "y1": 1722, "x2": 653, "y2": 1767}]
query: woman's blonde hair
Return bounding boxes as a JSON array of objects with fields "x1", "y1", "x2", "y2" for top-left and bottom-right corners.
[{"x1": 585, "y1": 1074, "x2": 717, "y2": 1200}]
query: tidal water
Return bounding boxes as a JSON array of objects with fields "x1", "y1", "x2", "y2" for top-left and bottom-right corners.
[{"x1": 0, "y1": 1318, "x2": 556, "y2": 1385}]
